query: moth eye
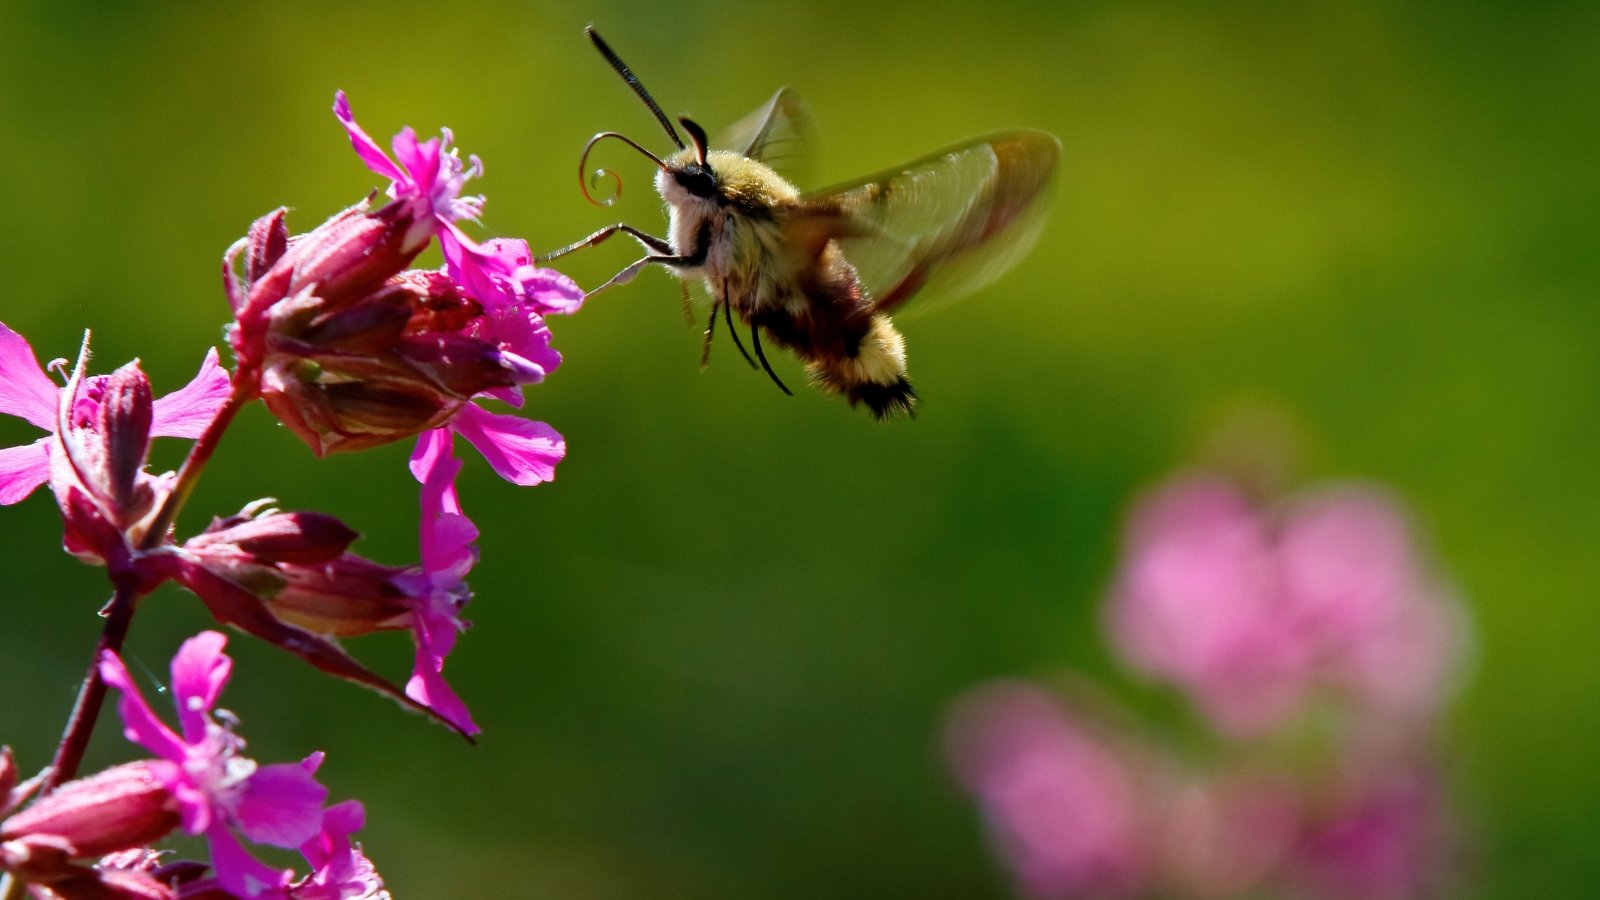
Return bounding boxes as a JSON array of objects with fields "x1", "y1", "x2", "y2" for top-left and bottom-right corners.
[{"x1": 675, "y1": 165, "x2": 717, "y2": 199}]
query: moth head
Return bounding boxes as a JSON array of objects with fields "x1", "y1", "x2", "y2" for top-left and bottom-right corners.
[
  {"x1": 669, "y1": 117, "x2": 718, "y2": 200},
  {"x1": 580, "y1": 26, "x2": 718, "y2": 208}
]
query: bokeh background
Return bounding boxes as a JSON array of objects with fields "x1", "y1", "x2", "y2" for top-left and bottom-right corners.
[{"x1": 0, "y1": 1, "x2": 1594, "y2": 896}]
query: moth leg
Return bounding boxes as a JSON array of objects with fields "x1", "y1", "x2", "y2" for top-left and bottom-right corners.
[
  {"x1": 589, "y1": 249, "x2": 709, "y2": 295},
  {"x1": 718, "y1": 280, "x2": 757, "y2": 370},
  {"x1": 699, "y1": 302, "x2": 717, "y2": 370},
  {"x1": 680, "y1": 281, "x2": 697, "y2": 327},
  {"x1": 538, "y1": 223, "x2": 673, "y2": 262},
  {"x1": 748, "y1": 321, "x2": 793, "y2": 396}
]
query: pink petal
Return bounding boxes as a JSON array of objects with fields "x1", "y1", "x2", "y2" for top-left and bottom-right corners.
[
  {"x1": 332, "y1": 92, "x2": 405, "y2": 185},
  {"x1": 439, "y1": 226, "x2": 501, "y2": 309},
  {"x1": 390, "y1": 127, "x2": 440, "y2": 199},
  {"x1": 428, "y1": 511, "x2": 479, "y2": 581},
  {"x1": 410, "y1": 428, "x2": 462, "y2": 514},
  {"x1": 450, "y1": 404, "x2": 564, "y2": 486},
  {"x1": 206, "y1": 820, "x2": 296, "y2": 899},
  {"x1": 232, "y1": 762, "x2": 329, "y2": 848},
  {"x1": 301, "y1": 799, "x2": 364, "y2": 868},
  {"x1": 98, "y1": 650, "x2": 187, "y2": 763},
  {"x1": 518, "y1": 263, "x2": 586, "y2": 315},
  {"x1": 168, "y1": 631, "x2": 232, "y2": 744},
  {"x1": 0, "y1": 322, "x2": 63, "y2": 431},
  {"x1": 151, "y1": 347, "x2": 232, "y2": 438},
  {"x1": 406, "y1": 612, "x2": 479, "y2": 737},
  {"x1": 0, "y1": 438, "x2": 51, "y2": 505},
  {"x1": 488, "y1": 305, "x2": 561, "y2": 385}
]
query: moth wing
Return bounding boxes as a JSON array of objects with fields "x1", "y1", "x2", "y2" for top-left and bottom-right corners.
[
  {"x1": 714, "y1": 87, "x2": 814, "y2": 185},
  {"x1": 788, "y1": 130, "x2": 1060, "y2": 317}
]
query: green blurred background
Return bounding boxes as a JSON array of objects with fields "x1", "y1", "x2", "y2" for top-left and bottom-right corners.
[{"x1": 0, "y1": 1, "x2": 1594, "y2": 896}]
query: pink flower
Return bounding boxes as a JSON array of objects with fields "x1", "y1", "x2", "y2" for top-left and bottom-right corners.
[
  {"x1": 288, "y1": 799, "x2": 388, "y2": 899},
  {"x1": 0, "y1": 323, "x2": 228, "y2": 507},
  {"x1": 1157, "y1": 769, "x2": 1302, "y2": 897},
  {"x1": 395, "y1": 432, "x2": 481, "y2": 736},
  {"x1": 1291, "y1": 771, "x2": 1446, "y2": 900},
  {"x1": 173, "y1": 508, "x2": 478, "y2": 737},
  {"x1": 227, "y1": 97, "x2": 580, "y2": 475},
  {"x1": 945, "y1": 682, "x2": 1147, "y2": 899},
  {"x1": 1105, "y1": 475, "x2": 1463, "y2": 737},
  {"x1": 99, "y1": 633, "x2": 330, "y2": 898},
  {"x1": 333, "y1": 93, "x2": 584, "y2": 327}
]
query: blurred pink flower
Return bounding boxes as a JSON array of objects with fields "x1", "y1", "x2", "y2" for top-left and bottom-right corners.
[
  {"x1": 1157, "y1": 769, "x2": 1301, "y2": 898},
  {"x1": 1106, "y1": 475, "x2": 1462, "y2": 737},
  {"x1": 945, "y1": 682, "x2": 1147, "y2": 899},
  {"x1": 1291, "y1": 770, "x2": 1445, "y2": 900}
]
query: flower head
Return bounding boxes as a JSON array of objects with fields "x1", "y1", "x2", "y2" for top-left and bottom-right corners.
[
  {"x1": 168, "y1": 507, "x2": 477, "y2": 737},
  {"x1": 945, "y1": 682, "x2": 1148, "y2": 899},
  {"x1": 1105, "y1": 475, "x2": 1463, "y2": 737},
  {"x1": 0, "y1": 323, "x2": 228, "y2": 511},
  {"x1": 288, "y1": 799, "x2": 389, "y2": 900},
  {"x1": 225, "y1": 97, "x2": 581, "y2": 466},
  {"x1": 395, "y1": 434, "x2": 480, "y2": 735},
  {"x1": 100, "y1": 632, "x2": 330, "y2": 897}
]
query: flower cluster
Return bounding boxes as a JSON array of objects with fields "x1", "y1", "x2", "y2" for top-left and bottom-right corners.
[
  {"x1": 946, "y1": 473, "x2": 1466, "y2": 900},
  {"x1": 0, "y1": 92, "x2": 583, "y2": 897},
  {"x1": 2, "y1": 634, "x2": 385, "y2": 898}
]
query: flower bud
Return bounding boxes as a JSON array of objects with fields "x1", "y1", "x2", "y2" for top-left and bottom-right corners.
[
  {"x1": 47, "y1": 356, "x2": 175, "y2": 565},
  {"x1": 0, "y1": 762, "x2": 179, "y2": 861},
  {"x1": 229, "y1": 204, "x2": 428, "y2": 378},
  {"x1": 189, "y1": 510, "x2": 359, "y2": 565},
  {"x1": 257, "y1": 270, "x2": 528, "y2": 457},
  {"x1": 266, "y1": 554, "x2": 415, "y2": 637}
]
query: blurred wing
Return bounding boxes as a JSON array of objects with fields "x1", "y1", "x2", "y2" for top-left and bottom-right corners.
[
  {"x1": 714, "y1": 87, "x2": 814, "y2": 185},
  {"x1": 789, "y1": 130, "x2": 1060, "y2": 316}
]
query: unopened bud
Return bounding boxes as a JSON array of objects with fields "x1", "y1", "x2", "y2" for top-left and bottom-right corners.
[
  {"x1": 0, "y1": 762, "x2": 179, "y2": 861},
  {"x1": 189, "y1": 510, "x2": 359, "y2": 565}
]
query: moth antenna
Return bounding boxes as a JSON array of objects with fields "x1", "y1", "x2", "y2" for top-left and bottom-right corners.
[
  {"x1": 578, "y1": 131, "x2": 669, "y2": 206},
  {"x1": 680, "y1": 117, "x2": 710, "y2": 166},
  {"x1": 586, "y1": 25, "x2": 686, "y2": 151},
  {"x1": 748, "y1": 321, "x2": 793, "y2": 396},
  {"x1": 720, "y1": 283, "x2": 757, "y2": 369}
]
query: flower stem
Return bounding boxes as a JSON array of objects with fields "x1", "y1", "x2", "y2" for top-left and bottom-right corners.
[
  {"x1": 139, "y1": 382, "x2": 253, "y2": 550},
  {"x1": 40, "y1": 577, "x2": 141, "y2": 796},
  {"x1": 36, "y1": 383, "x2": 253, "y2": 795}
]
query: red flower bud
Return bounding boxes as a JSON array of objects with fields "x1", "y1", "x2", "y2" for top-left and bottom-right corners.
[
  {"x1": 0, "y1": 762, "x2": 179, "y2": 861},
  {"x1": 189, "y1": 510, "x2": 359, "y2": 565}
]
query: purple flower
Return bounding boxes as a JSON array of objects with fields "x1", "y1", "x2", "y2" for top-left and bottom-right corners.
[
  {"x1": 173, "y1": 508, "x2": 478, "y2": 737},
  {"x1": 227, "y1": 97, "x2": 580, "y2": 472},
  {"x1": 1105, "y1": 475, "x2": 1463, "y2": 737},
  {"x1": 100, "y1": 632, "x2": 330, "y2": 898},
  {"x1": 945, "y1": 682, "x2": 1147, "y2": 899},
  {"x1": 289, "y1": 799, "x2": 388, "y2": 899},
  {"x1": 0, "y1": 323, "x2": 228, "y2": 507},
  {"x1": 1291, "y1": 770, "x2": 1446, "y2": 900},
  {"x1": 1158, "y1": 769, "x2": 1302, "y2": 897},
  {"x1": 333, "y1": 93, "x2": 584, "y2": 326},
  {"x1": 395, "y1": 432, "x2": 481, "y2": 736}
]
